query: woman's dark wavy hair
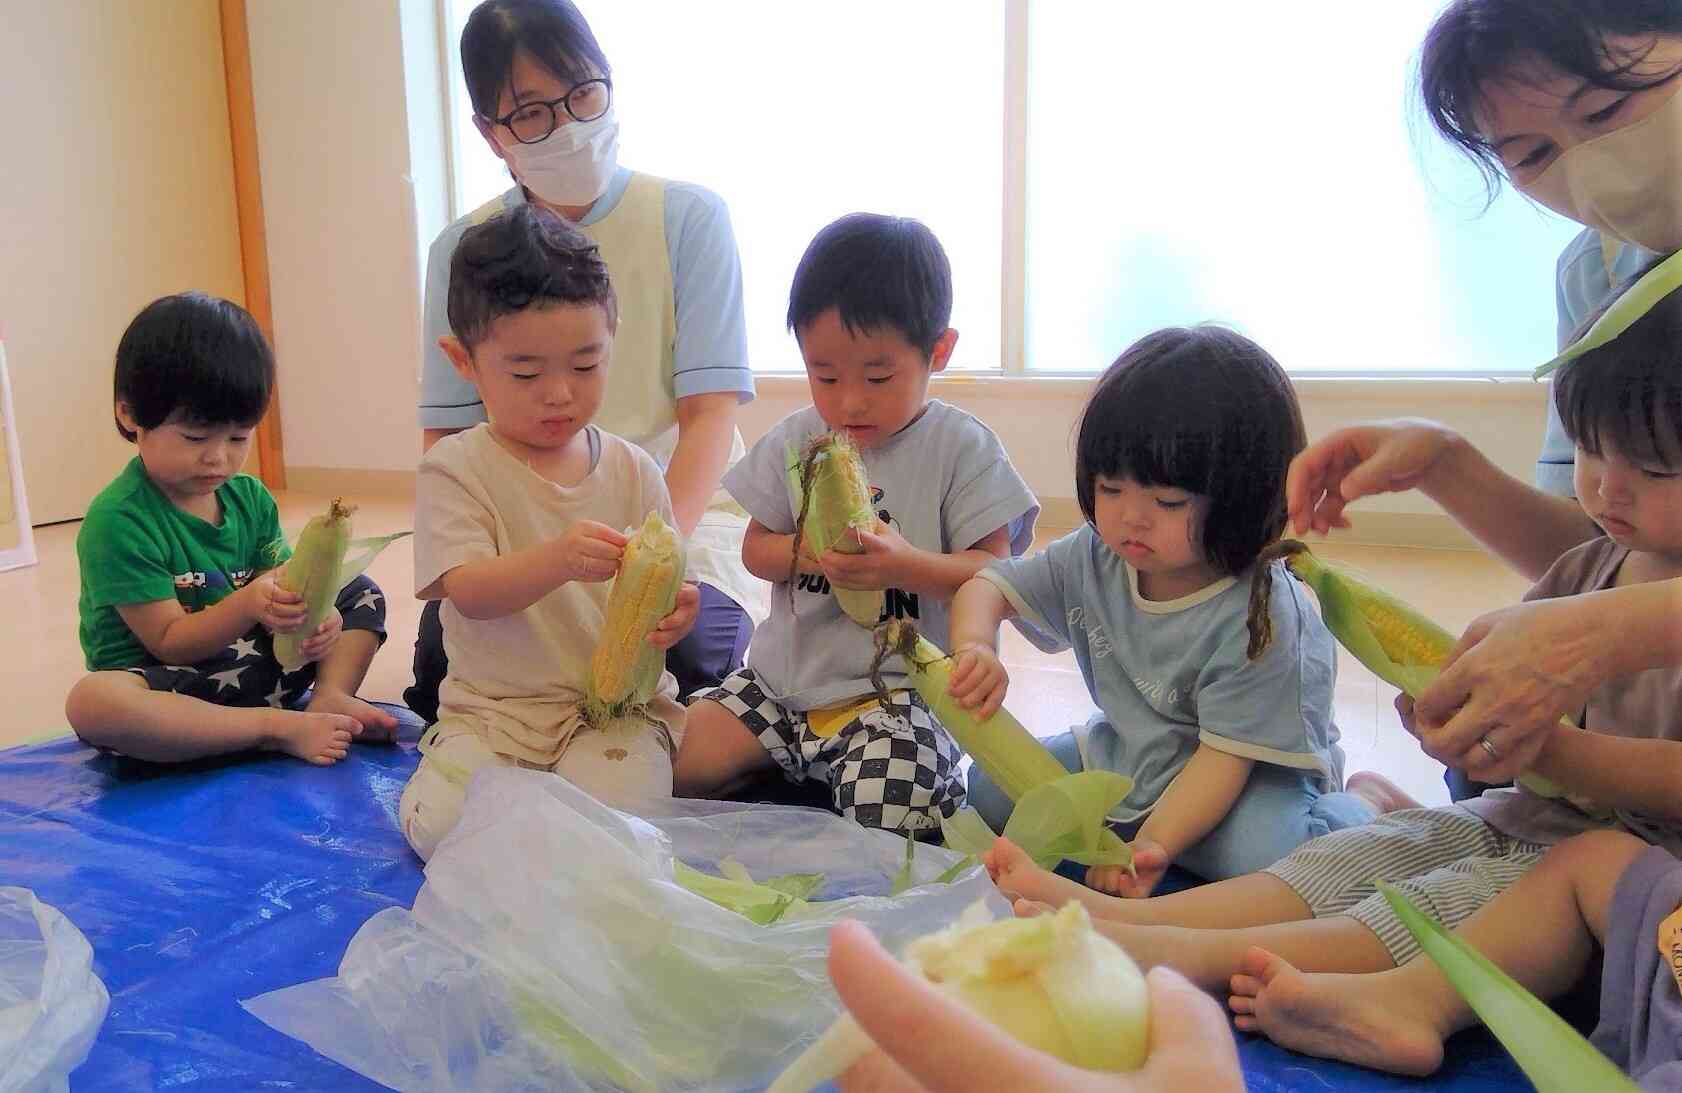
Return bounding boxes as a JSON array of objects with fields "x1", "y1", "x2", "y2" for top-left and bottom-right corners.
[
  {"x1": 1419, "y1": 0, "x2": 1682, "y2": 199},
  {"x1": 1555, "y1": 258, "x2": 1682, "y2": 469},
  {"x1": 460, "y1": 0, "x2": 610, "y2": 120}
]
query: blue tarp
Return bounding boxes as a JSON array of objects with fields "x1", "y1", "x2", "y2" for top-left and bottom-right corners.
[{"x1": 0, "y1": 719, "x2": 1528, "y2": 1091}]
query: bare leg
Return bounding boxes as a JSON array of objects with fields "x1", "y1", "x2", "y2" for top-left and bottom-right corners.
[
  {"x1": 671, "y1": 698, "x2": 775, "y2": 796},
  {"x1": 1226, "y1": 829, "x2": 1647, "y2": 1076},
  {"x1": 985, "y1": 837, "x2": 1312, "y2": 927},
  {"x1": 1087, "y1": 913, "x2": 1397, "y2": 991},
  {"x1": 66, "y1": 671, "x2": 359, "y2": 765},
  {"x1": 1346, "y1": 770, "x2": 1423, "y2": 814},
  {"x1": 307, "y1": 630, "x2": 398, "y2": 742}
]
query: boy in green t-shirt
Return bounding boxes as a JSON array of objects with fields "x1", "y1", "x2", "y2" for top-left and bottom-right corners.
[{"x1": 65, "y1": 293, "x2": 395, "y2": 765}]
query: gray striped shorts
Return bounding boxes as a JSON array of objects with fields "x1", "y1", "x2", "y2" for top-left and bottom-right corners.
[{"x1": 1264, "y1": 806, "x2": 1549, "y2": 965}]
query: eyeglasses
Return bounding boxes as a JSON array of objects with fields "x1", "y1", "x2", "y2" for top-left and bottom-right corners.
[{"x1": 484, "y1": 78, "x2": 612, "y2": 145}]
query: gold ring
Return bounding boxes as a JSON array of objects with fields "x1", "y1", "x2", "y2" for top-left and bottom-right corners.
[{"x1": 1478, "y1": 735, "x2": 1500, "y2": 762}]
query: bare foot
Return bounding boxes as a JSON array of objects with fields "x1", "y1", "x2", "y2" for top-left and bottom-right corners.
[
  {"x1": 983, "y1": 837, "x2": 1127, "y2": 919},
  {"x1": 263, "y1": 710, "x2": 360, "y2": 765},
  {"x1": 1347, "y1": 771, "x2": 1423, "y2": 815},
  {"x1": 1086, "y1": 864, "x2": 1128, "y2": 895},
  {"x1": 1227, "y1": 947, "x2": 1445, "y2": 1076},
  {"x1": 307, "y1": 689, "x2": 399, "y2": 744}
]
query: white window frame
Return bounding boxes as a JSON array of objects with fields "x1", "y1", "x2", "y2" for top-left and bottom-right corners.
[{"x1": 435, "y1": 0, "x2": 1545, "y2": 385}]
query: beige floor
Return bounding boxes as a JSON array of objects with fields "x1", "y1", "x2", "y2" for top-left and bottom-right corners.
[{"x1": 0, "y1": 489, "x2": 1530, "y2": 806}]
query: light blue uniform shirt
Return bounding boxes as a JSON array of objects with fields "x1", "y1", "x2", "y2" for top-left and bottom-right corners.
[
  {"x1": 1537, "y1": 229, "x2": 1655, "y2": 496},
  {"x1": 979, "y1": 527, "x2": 1347, "y2": 824},
  {"x1": 417, "y1": 168, "x2": 753, "y2": 429}
]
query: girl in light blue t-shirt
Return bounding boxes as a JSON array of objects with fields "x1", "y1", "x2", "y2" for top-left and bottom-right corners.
[{"x1": 947, "y1": 326, "x2": 1400, "y2": 895}]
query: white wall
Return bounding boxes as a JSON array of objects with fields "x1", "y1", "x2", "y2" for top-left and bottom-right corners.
[
  {"x1": 245, "y1": 4, "x2": 1551, "y2": 524},
  {"x1": 247, "y1": 0, "x2": 450, "y2": 475},
  {"x1": 0, "y1": 1, "x2": 245, "y2": 523}
]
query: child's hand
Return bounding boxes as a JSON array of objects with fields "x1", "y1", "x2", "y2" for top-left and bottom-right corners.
[
  {"x1": 1087, "y1": 838, "x2": 1169, "y2": 899},
  {"x1": 242, "y1": 573, "x2": 309, "y2": 633},
  {"x1": 648, "y1": 582, "x2": 701, "y2": 650},
  {"x1": 555, "y1": 520, "x2": 630, "y2": 584},
  {"x1": 821, "y1": 521, "x2": 920, "y2": 591},
  {"x1": 297, "y1": 607, "x2": 343, "y2": 663},
  {"x1": 947, "y1": 642, "x2": 1009, "y2": 717}
]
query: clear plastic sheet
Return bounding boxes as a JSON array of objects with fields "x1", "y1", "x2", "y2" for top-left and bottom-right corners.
[{"x1": 0, "y1": 887, "x2": 109, "y2": 1093}]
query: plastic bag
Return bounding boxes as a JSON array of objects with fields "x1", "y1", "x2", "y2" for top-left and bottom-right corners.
[
  {"x1": 0, "y1": 887, "x2": 109, "y2": 1093},
  {"x1": 244, "y1": 768, "x2": 1007, "y2": 1092}
]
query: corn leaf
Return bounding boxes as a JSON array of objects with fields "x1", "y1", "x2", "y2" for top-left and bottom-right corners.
[
  {"x1": 672, "y1": 860, "x2": 823, "y2": 926},
  {"x1": 1003, "y1": 771, "x2": 1135, "y2": 873},
  {"x1": 889, "y1": 836, "x2": 918, "y2": 896},
  {"x1": 1536, "y1": 248, "x2": 1682, "y2": 378},
  {"x1": 1379, "y1": 883, "x2": 1639, "y2": 1093},
  {"x1": 941, "y1": 807, "x2": 1000, "y2": 858},
  {"x1": 335, "y1": 531, "x2": 412, "y2": 589}
]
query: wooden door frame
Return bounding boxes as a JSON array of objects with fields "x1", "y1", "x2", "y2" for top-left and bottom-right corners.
[{"x1": 219, "y1": 0, "x2": 285, "y2": 489}]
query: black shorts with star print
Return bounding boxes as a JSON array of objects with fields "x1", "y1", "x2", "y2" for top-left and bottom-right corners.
[{"x1": 128, "y1": 575, "x2": 388, "y2": 708}]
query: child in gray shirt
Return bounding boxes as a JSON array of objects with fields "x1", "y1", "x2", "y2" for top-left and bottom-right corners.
[{"x1": 674, "y1": 213, "x2": 1037, "y2": 835}]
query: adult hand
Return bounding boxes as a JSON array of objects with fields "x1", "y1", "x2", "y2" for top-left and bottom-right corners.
[
  {"x1": 1412, "y1": 596, "x2": 1609, "y2": 782},
  {"x1": 1286, "y1": 420, "x2": 1462, "y2": 536},
  {"x1": 828, "y1": 920, "x2": 1243, "y2": 1093}
]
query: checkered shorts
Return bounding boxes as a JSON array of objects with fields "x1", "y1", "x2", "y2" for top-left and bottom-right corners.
[{"x1": 700, "y1": 668, "x2": 966, "y2": 835}]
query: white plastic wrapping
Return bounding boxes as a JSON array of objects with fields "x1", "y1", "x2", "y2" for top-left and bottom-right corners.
[
  {"x1": 0, "y1": 887, "x2": 109, "y2": 1093},
  {"x1": 245, "y1": 768, "x2": 1006, "y2": 1091}
]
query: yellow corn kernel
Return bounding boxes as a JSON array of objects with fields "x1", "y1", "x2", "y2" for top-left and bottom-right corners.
[
  {"x1": 586, "y1": 511, "x2": 685, "y2": 724},
  {"x1": 791, "y1": 432, "x2": 882, "y2": 627},
  {"x1": 273, "y1": 499, "x2": 355, "y2": 673}
]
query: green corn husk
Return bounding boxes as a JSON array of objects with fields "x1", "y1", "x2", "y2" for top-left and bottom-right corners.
[
  {"x1": 1536, "y1": 248, "x2": 1682, "y2": 378},
  {"x1": 1380, "y1": 883, "x2": 1639, "y2": 1092},
  {"x1": 270, "y1": 500, "x2": 411, "y2": 672},
  {"x1": 877, "y1": 620, "x2": 1134, "y2": 875},
  {"x1": 671, "y1": 859, "x2": 824, "y2": 926},
  {"x1": 585, "y1": 512, "x2": 686, "y2": 727},
  {"x1": 787, "y1": 433, "x2": 883, "y2": 627},
  {"x1": 1283, "y1": 546, "x2": 1565, "y2": 800}
]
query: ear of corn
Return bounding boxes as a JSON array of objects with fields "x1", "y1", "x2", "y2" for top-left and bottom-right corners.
[
  {"x1": 787, "y1": 433, "x2": 883, "y2": 627},
  {"x1": 1380, "y1": 883, "x2": 1639, "y2": 1093},
  {"x1": 585, "y1": 511, "x2": 685, "y2": 726},
  {"x1": 1284, "y1": 548, "x2": 1565, "y2": 799},
  {"x1": 879, "y1": 620, "x2": 1134, "y2": 873},
  {"x1": 768, "y1": 901, "x2": 1150, "y2": 1092},
  {"x1": 273, "y1": 499, "x2": 356, "y2": 673}
]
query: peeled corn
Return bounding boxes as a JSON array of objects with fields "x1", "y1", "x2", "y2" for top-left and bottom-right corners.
[
  {"x1": 768, "y1": 901, "x2": 1150, "y2": 1092},
  {"x1": 1284, "y1": 546, "x2": 1565, "y2": 798},
  {"x1": 273, "y1": 499, "x2": 355, "y2": 673},
  {"x1": 585, "y1": 511, "x2": 685, "y2": 725},
  {"x1": 788, "y1": 433, "x2": 882, "y2": 627}
]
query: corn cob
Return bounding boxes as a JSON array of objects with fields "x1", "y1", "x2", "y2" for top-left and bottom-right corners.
[
  {"x1": 273, "y1": 499, "x2": 355, "y2": 673},
  {"x1": 788, "y1": 432, "x2": 883, "y2": 627},
  {"x1": 1283, "y1": 545, "x2": 1564, "y2": 798},
  {"x1": 585, "y1": 511, "x2": 685, "y2": 726}
]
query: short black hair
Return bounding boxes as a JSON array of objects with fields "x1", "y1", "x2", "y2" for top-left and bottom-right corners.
[
  {"x1": 447, "y1": 203, "x2": 617, "y2": 350},
  {"x1": 787, "y1": 213, "x2": 953, "y2": 357},
  {"x1": 461, "y1": 0, "x2": 610, "y2": 119},
  {"x1": 1555, "y1": 265, "x2": 1682, "y2": 468},
  {"x1": 1075, "y1": 326, "x2": 1306, "y2": 577},
  {"x1": 113, "y1": 292, "x2": 273, "y2": 442},
  {"x1": 1419, "y1": 0, "x2": 1682, "y2": 198}
]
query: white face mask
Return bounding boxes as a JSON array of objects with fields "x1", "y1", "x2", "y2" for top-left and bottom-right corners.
[
  {"x1": 504, "y1": 107, "x2": 620, "y2": 208},
  {"x1": 1519, "y1": 82, "x2": 1682, "y2": 254}
]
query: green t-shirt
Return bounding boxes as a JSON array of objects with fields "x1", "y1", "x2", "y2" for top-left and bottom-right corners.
[{"x1": 76, "y1": 458, "x2": 291, "y2": 670}]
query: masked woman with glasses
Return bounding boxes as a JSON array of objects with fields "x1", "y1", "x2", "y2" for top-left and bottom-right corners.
[
  {"x1": 1286, "y1": 0, "x2": 1682, "y2": 800},
  {"x1": 410, "y1": 0, "x2": 762, "y2": 721}
]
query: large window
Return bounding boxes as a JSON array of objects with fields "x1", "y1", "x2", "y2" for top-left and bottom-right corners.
[{"x1": 445, "y1": 1, "x2": 1582, "y2": 375}]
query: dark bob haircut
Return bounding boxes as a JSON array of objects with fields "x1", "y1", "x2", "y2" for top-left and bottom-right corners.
[
  {"x1": 787, "y1": 212, "x2": 953, "y2": 358},
  {"x1": 460, "y1": 0, "x2": 610, "y2": 120},
  {"x1": 1420, "y1": 0, "x2": 1682, "y2": 197},
  {"x1": 1075, "y1": 326, "x2": 1306, "y2": 577},
  {"x1": 113, "y1": 292, "x2": 273, "y2": 441},
  {"x1": 1555, "y1": 266, "x2": 1682, "y2": 469},
  {"x1": 447, "y1": 202, "x2": 617, "y2": 349}
]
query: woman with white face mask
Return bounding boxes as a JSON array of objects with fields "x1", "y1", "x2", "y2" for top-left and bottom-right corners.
[
  {"x1": 410, "y1": 0, "x2": 763, "y2": 722},
  {"x1": 1286, "y1": 1, "x2": 1682, "y2": 801}
]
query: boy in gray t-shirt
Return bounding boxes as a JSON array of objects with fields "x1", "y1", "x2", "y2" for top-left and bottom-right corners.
[{"x1": 674, "y1": 214, "x2": 1038, "y2": 835}]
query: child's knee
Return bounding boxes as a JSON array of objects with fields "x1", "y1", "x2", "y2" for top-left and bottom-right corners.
[
  {"x1": 833, "y1": 720, "x2": 965, "y2": 836},
  {"x1": 399, "y1": 759, "x2": 464, "y2": 862},
  {"x1": 335, "y1": 574, "x2": 389, "y2": 630},
  {"x1": 64, "y1": 671, "x2": 145, "y2": 737},
  {"x1": 1542, "y1": 829, "x2": 1647, "y2": 877}
]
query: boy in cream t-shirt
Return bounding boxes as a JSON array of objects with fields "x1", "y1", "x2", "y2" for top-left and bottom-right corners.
[{"x1": 398, "y1": 204, "x2": 699, "y2": 860}]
